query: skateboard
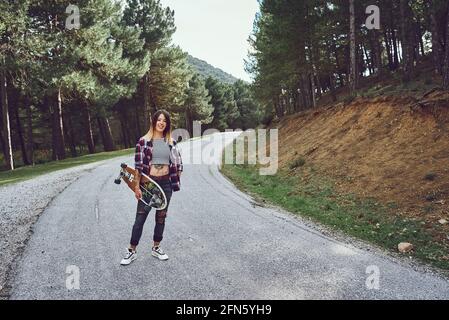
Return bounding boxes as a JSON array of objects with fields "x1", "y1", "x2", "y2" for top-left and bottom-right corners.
[{"x1": 114, "y1": 163, "x2": 167, "y2": 213}]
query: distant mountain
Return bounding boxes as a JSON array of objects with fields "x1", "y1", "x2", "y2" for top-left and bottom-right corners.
[{"x1": 187, "y1": 55, "x2": 240, "y2": 84}]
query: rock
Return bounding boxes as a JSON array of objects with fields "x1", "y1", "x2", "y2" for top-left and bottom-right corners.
[
  {"x1": 398, "y1": 242, "x2": 414, "y2": 253},
  {"x1": 438, "y1": 219, "x2": 448, "y2": 225}
]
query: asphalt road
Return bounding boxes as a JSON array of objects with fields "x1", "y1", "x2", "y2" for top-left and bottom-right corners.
[{"x1": 10, "y1": 132, "x2": 449, "y2": 299}]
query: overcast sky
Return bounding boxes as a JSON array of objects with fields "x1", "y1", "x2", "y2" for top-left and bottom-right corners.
[{"x1": 158, "y1": 0, "x2": 259, "y2": 82}]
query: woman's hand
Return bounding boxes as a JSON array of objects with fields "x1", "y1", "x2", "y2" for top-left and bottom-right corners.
[
  {"x1": 134, "y1": 187, "x2": 142, "y2": 200},
  {"x1": 134, "y1": 172, "x2": 142, "y2": 200}
]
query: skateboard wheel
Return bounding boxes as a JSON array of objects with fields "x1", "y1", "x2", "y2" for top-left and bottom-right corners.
[
  {"x1": 120, "y1": 163, "x2": 128, "y2": 169},
  {"x1": 114, "y1": 178, "x2": 121, "y2": 184}
]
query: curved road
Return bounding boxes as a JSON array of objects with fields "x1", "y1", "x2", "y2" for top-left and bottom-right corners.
[{"x1": 11, "y1": 132, "x2": 449, "y2": 299}]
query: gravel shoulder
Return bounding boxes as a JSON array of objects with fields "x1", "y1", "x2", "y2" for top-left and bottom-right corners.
[{"x1": 0, "y1": 160, "x2": 109, "y2": 299}]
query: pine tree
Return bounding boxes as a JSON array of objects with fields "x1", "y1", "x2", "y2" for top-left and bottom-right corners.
[
  {"x1": 123, "y1": 0, "x2": 176, "y2": 124},
  {"x1": 147, "y1": 46, "x2": 190, "y2": 116},
  {"x1": 223, "y1": 84, "x2": 240, "y2": 128},
  {"x1": 59, "y1": 0, "x2": 149, "y2": 152},
  {"x1": 205, "y1": 77, "x2": 233, "y2": 131},
  {"x1": 27, "y1": 0, "x2": 86, "y2": 160},
  {"x1": 183, "y1": 74, "x2": 213, "y2": 135},
  {"x1": 232, "y1": 80, "x2": 261, "y2": 130}
]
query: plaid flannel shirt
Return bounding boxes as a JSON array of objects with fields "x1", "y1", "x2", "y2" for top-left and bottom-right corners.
[{"x1": 134, "y1": 137, "x2": 183, "y2": 192}]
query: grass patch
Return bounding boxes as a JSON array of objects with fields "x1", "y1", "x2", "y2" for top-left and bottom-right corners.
[
  {"x1": 220, "y1": 139, "x2": 449, "y2": 271},
  {"x1": 0, "y1": 148, "x2": 134, "y2": 187}
]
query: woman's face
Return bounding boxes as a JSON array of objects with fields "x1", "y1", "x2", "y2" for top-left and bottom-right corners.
[{"x1": 155, "y1": 113, "x2": 167, "y2": 134}]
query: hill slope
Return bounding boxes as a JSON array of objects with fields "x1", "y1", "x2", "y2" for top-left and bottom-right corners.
[
  {"x1": 273, "y1": 91, "x2": 449, "y2": 233},
  {"x1": 187, "y1": 54, "x2": 240, "y2": 84}
]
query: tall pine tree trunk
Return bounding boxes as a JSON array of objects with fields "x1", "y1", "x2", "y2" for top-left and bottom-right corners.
[
  {"x1": 83, "y1": 101, "x2": 95, "y2": 154},
  {"x1": 430, "y1": 1, "x2": 443, "y2": 75},
  {"x1": 392, "y1": 28, "x2": 400, "y2": 69},
  {"x1": 121, "y1": 110, "x2": 132, "y2": 147},
  {"x1": 97, "y1": 114, "x2": 116, "y2": 152},
  {"x1": 316, "y1": 75, "x2": 323, "y2": 98},
  {"x1": 63, "y1": 111, "x2": 77, "y2": 157},
  {"x1": 310, "y1": 74, "x2": 317, "y2": 108},
  {"x1": 51, "y1": 88, "x2": 66, "y2": 160},
  {"x1": 393, "y1": 32, "x2": 400, "y2": 69},
  {"x1": 299, "y1": 74, "x2": 312, "y2": 110},
  {"x1": 371, "y1": 30, "x2": 383, "y2": 76},
  {"x1": 107, "y1": 119, "x2": 116, "y2": 150},
  {"x1": 119, "y1": 117, "x2": 129, "y2": 149},
  {"x1": 185, "y1": 107, "x2": 193, "y2": 137},
  {"x1": 47, "y1": 95, "x2": 57, "y2": 161},
  {"x1": 310, "y1": 46, "x2": 320, "y2": 104},
  {"x1": 149, "y1": 86, "x2": 157, "y2": 116},
  {"x1": 417, "y1": 23, "x2": 425, "y2": 57},
  {"x1": 362, "y1": 43, "x2": 372, "y2": 75},
  {"x1": 134, "y1": 104, "x2": 142, "y2": 139},
  {"x1": 292, "y1": 91, "x2": 298, "y2": 112},
  {"x1": 384, "y1": 30, "x2": 394, "y2": 70},
  {"x1": 349, "y1": 0, "x2": 357, "y2": 95},
  {"x1": 97, "y1": 116, "x2": 105, "y2": 150},
  {"x1": 329, "y1": 73, "x2": 337, "y2": 102},
  {"x1": 273, "y1": 98, "x2": 283, "y2": 118},
  {"x1": 400, "y1": 0, "x2": 415, "y2": 82},
  {"x1": 0, "y1": 131, "x2": 6, "y2": 166},
  {"x1": 25, "y1": 95, "x2": 34, "y2": 165},
  {"x1": 1, "y1": 63, "x2": 13, "y2": 170},
  {"x1": 443, "y1": 6, "x2": 449, "y2": 90},
  {"x1": 143, "y1": 72, "x2": 151, "y2": 126},
  {"x1": 13, "y1": 97, "x2": 30, "y2": 165}
]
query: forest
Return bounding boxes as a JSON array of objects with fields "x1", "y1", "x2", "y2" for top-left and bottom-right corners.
[
  {"x1": 2, "y1": 0, "x2": 449, "y2": 172},
  {"x1": 0, "y1": 0, "x2": 262, "y2": 171},
  {"x1": 247, "y1": 0, "x2": 449, "y2": 120}
]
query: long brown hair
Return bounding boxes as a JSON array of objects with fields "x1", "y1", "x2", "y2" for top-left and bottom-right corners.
[{"x1": 143, "y1": 110, "x2": 173, "y2": 145}]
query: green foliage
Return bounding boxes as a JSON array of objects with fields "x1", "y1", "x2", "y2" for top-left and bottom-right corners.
[
  {"x1": 232, "y1": 80, "x2": 261, "y2": 129},
  {"x1": 148, "y1": 46, "x2": 191, "y2": 113},
  {"x1": 182, "y1": 73, "x2": 213, "y2": 132},
  {"x1": 123, "y1": 0, "x2": 176, "y2": 52},
  {"x1": 205, "y1": 77, "x2": 232, "y2": 131},
  {"x1": 248, "y1": 0, "x2": 449, "y2": 116}
]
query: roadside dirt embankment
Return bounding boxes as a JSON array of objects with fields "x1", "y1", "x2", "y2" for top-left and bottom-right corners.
[{"x1": 273, "y1": 92, "x2": 449, "y2": 229}]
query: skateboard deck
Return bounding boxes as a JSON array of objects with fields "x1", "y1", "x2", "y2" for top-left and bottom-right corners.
[{"x1": 114, "y1": 163, "x2": 167, "y2": 213}]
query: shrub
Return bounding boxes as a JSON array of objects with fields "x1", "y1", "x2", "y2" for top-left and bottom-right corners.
[
  {"x1": 290, "y1": 157, "x2": 306, "y2": 170},
  {"x1": 424, "y1": 172, "x2": 437, "y2": 181}
]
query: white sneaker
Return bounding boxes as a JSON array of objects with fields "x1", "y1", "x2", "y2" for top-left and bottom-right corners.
[
  {"x1": 120, "y1": 248, "x2": 137, "y2": 265},
  {"x1": 152, "y1": 246, "x2": 169, "y2": 261}
]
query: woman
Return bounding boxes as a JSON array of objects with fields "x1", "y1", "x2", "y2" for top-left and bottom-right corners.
[{"x1": 121, "y1": 110, "x2": 183, "y2": 265}]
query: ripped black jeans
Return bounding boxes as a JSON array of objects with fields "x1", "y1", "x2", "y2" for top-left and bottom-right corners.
[{"x1": 130, "y1": 174, "x2": 173, "y2": 246}]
